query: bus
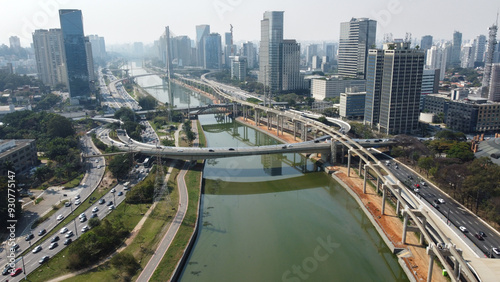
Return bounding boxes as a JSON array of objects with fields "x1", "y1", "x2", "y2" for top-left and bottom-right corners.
[{"x1": 143, "y1": 157, "x2": 152, "y2": 168}]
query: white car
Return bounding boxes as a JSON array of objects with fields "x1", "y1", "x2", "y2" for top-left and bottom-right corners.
[
  {"x1": 79, "y1": 213, "x2": 86, "y2": 219},
  {"x1": 81, "y1": 226, "x2": 89, "y2": 232},
  {"x1": 111, "y1": 188, "x2": 116, "y2": 193},
  {"x1": 75, "y1": 195, "x2": 80, "y2": 200},
  {"x1": 32, "y1": 245, "x2": 42, "y2": 253},
  {"x1": 65, "y1": 231, "x2": 73, "y2": 238},
  {"x1": 60, "y1": 227, "x2": 68, "y2": 234},
  {"x1": 56, "y1": 214, "x2": 64, "y2": 221},
  {"x1": 493, "y1": 248, "x2": 500, "y2": 255},
  {"x1": 438, "y1": 198, "x2": 445, "y2": 204},
  {"x1": 75, "y1": 199, "x2": 81, "y2": 205},
  {"x1": 92, "y1": 207, "x2": 99, "y2": 213},
  {"x1": 459, "y1": 226, "x2": 467, "y2": 232}
]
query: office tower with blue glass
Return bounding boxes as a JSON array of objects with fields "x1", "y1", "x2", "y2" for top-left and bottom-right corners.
[{"x1": 59, "y1": 9, "x2": 91, "y2": 99}]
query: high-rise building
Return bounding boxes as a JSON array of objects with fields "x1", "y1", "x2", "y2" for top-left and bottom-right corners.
[
  {"x1": 473, "y1": 35, "x2": 486, "y2": 65},
  {"x1": 32, "y1": 29, "x2": 67, "y2": 87},
  {"x1": 259, "y1": 11, "x2": 284, "y2": 92},
  {"x1": 482, "y1": 21, "x2": 498, "y2": 98},
  {"x1": 196, "y1": 25, "x2": 210, "y2": 67},
  {"x1": 364, "y1": 42, "x2": 425, "y2": 135},
  {"x1": 489, "y1": 63, "x2": 500, "y2": 102},
  {"x1": 420, "y1": 35, "x2": 433, "y2": 50},
  {"x1": 171, "y1": 36, "x2": 192, "y2": 67},
  {"x1": 421, "y1": 68, "x2": 440, "y2": 109},
  {"x1": 59, "y1": 9, "x2": 90, "y2": 98},
  {"x1": 241, "y1": 42, "x2": 257, "y2": 68},
  {"x1": 281, "y1": 39, "x2": 301, "y2": 91},
  {"x1": 450, "y1": 31, "x2": 462, "y2": 67},
  {"x1": 306, "y1": 44, "x2": 318, "y2": 66},
  {"x1": 88, "y1": 35, "x2": 106, "y2": 60},
  {"x1": 84, "y1": 37, "x2": 95, "y2": 81},
  {"x1": 324, "y1": 43, "x2": 337, "y2": 62},
  {"x1": 460, "y1": 44, "x2": 474, "y2": 68},
  {"x1": 338, "y1": 18, "x2": 377, "y2": 79},
  {"x1": 230, "y1": 56, "x2": 247, "y2": 81},
  {"x1": 203, "y1": 33, "x2": 222, "y2": 69},
  {"x1": 9, "y1": 36, "x2": 21, "y2": 49},
  {"x1": 426, "y1": 44, "x2": 449, "y2": 80}
]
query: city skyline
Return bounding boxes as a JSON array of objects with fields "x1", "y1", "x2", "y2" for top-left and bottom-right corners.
[{"x1": 1, "y1": 0, "x2": 499, "y2": 47}]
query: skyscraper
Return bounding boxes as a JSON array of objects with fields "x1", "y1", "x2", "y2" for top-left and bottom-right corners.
[
  {"x1": 9, "y1": 36, "x2": 21, "y2": 49},
  {"x1": 338, "y1": 18, "x2": 377, "y2": 79},
  {"x1": 259, "y1": 11, "x2": 284, "y2": 92},
  {"x1": 482, "y1": 21, "x2": 498, "y2": 98},
  {"x1": 59, "y1": 9, "x2": 90, "y2": 98},
  {"x1": 450, "y1": 31, "x2": 462, "y2": 67},
  {"x1": 88, "y1": 35, "x2": 106, "y2": 61},
  {"x1": 32, "y1": 29, "x2": 67, "y2": 87},
  {"x1": 85, "y1": 37, "x2": 95, "y2": 81},
  {"x1": 196, "y1": 25, "x2": 210, "y2": 67},
  {"x1": 203, "y1": 33, "x2": 222, "y2": 69},
  {"x1": 489, "y1": 63, "x2": 500, "y2": 102},
  {"x1": 241, "y1": 42, "x2": 257, "y2": 68},
  {"x1": 281, "y1": 40, "x2": 301, "y2": 91},
  {"x1": 364, "y1": 42, "x2": 425, "y2": 135},
  {"x1": 420, "y1": 35, "x2": 433, "y2": 50},
  {"x1": 473, "y1": 35, "x2": 486, "y2": 65}
]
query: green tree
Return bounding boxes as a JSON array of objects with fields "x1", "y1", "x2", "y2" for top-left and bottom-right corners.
[
  {"x1": 47, "y1": 115, "x2": 75, "y2": 138},
  {"x1": 446, "y1": 142, "x2": 474, "y2": 162},
  {"x1": 417, "y1": 156, "x2": 434, "y2": 177},
  {"x1": 110, "y1": 252, "x2": 140, "y2": 277},
  {"x1": 108, "y1": 154, "x2": 133, "y2": 179}
]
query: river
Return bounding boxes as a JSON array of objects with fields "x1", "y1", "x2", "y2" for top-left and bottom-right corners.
[{"x1": 130, "y1": 65, "x2": 408, "y2": 281}]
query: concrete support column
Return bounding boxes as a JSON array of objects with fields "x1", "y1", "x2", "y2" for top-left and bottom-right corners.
[
  {"x1": 381, "y1": 185, "x2": 386, "y2": 215},
  {"x1": 256, "y1": 110, "x2": 259, "y2": 126},
  {"x1": 347, "y1": 150, "x2": 351, "y2": 177},
  {"x1": 427, "y1": 254, "x2": 435, "y2": 282},
  {"x1": 293, "y1": 121, "x2": 297, "y2": 141},
  {"x1": 376, "y1": 177, "x2": 380, "y2": 194},
  {"x1": 396, "y1": 188, "x2": 402, "y2": 216},
  {"x1": 363, "y1": 165, "x2": 367, "y2": 194},
  {"x1": 420, "y1": 218, "x2": 427, "y2": 245},
  {"x1": 359, "y1": 158, "x2": 363, "y2": 175},
  {"x1": 276, "y1": 115, "x2": 280, "y2": 136},
  {"x1": 402, "y1": 213, "x2": 408, "y2": 244},
  {"x1": 453, "y1": 258, "x2": 460, "y2": 278}
]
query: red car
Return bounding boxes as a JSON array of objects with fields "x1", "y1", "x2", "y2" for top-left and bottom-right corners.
[
  {"x1": 10, "y1": 267, "x2": 22, "y2": 277},
  {"x1": 414, "y1": 184, "x2": 420, "y2": 188}
]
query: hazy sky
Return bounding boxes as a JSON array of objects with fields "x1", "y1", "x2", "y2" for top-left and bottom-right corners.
[{"x1": 1, "y1": 0, "x2": 499, "y2": 47}]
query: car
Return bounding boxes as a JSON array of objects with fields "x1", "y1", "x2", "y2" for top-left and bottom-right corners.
[
  {"x1": 493, "y1": 248, "x2": 500, "y2": 255},
  {"x1": 459, "y1": 226, "x2": 467, "y2": 232},
  {"x1": 421, "y1": 182, "x2": 426, "y2": 186},
  {"x1": 407, "y1": 175, "x2": 413, "y2": 180},
  {"x1": 65, "y1": 201, "x2": 72, "y2": 207},
  {"x1": 97, "y1": 165, "x2": 102, "y2": 169},
  {"x1": 208, "y1": 149, "x2": 214, "y2": 152},
  {"x1": 414, "y1": 188, "x2": 420, "y2": 193},
  {"x1": 109, "y1": 205, "x2": 115, "y2": 210},
  {"x1": 414, "y1": 184, "x2": 420, "y2": 188},
  {"x1": 11, "y1": 243, "x2": 19, "y2": 251},
  {"x1": 39, "y1": 255, "x2": 50, "y2": 264},
  {"x1": 50, "y1": 236, "x2": 59, "y2": 243},
  {"x1": 438, "y1": 198, "x2": 445, "y2": 204},
  {"x1": 32, "y1": 245, "x2": 42, "y2": 253},
  {"x1": 111, "y1": 188, "x2": 116, "y2": 193},
  {"x1": 287, "y1": 144, "x2": 293, "y2": 148},
  {"x1": 92, "y1": 207, "x2": 99, "y2": 213},
  {"x1": 10, "y1": 267, "x2": 22, "y2": 277},
  {"x1": 25, "y1": 233, "x2": 34, "y2": 241},
  {"x1": 65, "y1": 231, "x2": 74, "y2": 238},
  {"x1": 228, "y1": 148, "x2": 235, "y2": 151},
  {"x1": 118, "y1": 191, "x2": 123, "y2": 196},
  {"x1": 475, "y1": 233, "x2": 484, "y2": 240},
  {"x1": 478, "y1": 231, "x2": 486, "y2": 237},
  {"x1": 75, "y1": 195, "x2": 80, "y2": 200},
  {"x1": 80, "y1": 217, "x2": 87, "y2": 223},
  {"x1": 49, "y1": 242, "x2": 58, "y2": 249},
  {"x1": 60, "y1": 227, "x2": 68, "y2": 234},
  {"x1": 177, "y1": 149, "x2": 183, "y2": 152},
  {"x1": 38, "y1": 229, "x2": 46, "y2": 236},
  {"x1": 81, "y1": 226, "x2": 89, "y2": 232},
  {"x1": 433, "y1": 203, "x2": 440, "y2": 209},
  {"x1": 107, "y1": 201, "x2": 114, "y2": 206},
  {"x1": 90, "y1": 213, "x2": 98, "y2": 218},
  {"x1": 99, "y1": 198, "x2": 105, "y2": 204},
  {"x1": 95, "y1": 159, "x2": 99, "y2": 163},
  {"x1": 2, "y1": 265, "x2": 12, "y2": 275},
  {"x1": 79, "y1": 213, "x2": 86, "y2": 219},
  {"x1": 64, "y1": 238, "x2": 72, "y2": 245},
  {"x1": 75, "y1": 199, "x2": 81, "y2": 205},
  {"x1": 57, "y1": 214, "x2": 64, "y2": 221}
]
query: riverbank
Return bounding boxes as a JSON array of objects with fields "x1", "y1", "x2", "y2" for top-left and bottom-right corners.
[{"x1": 235, "y1": 116, "x2": 446, "y2": 282}]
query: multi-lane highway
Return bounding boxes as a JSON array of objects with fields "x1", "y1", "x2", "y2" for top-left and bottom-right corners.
[{"x1": 372, "y1": 150, "x2": 500, "y2": 258}]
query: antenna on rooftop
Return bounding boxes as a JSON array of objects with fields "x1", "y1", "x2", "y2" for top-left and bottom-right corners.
[{"x1": 405, "y1": 32, "x2": 412, "y2": 43}]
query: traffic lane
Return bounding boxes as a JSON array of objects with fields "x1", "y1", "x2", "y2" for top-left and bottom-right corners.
[
  {"x1": 5, "y1": 185, "x2": 129, "y2": 281},
  {"x1": 385, "y1": 164, "x2": 500, "y2": 257}
]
